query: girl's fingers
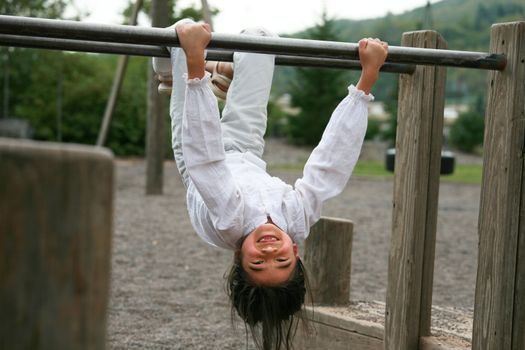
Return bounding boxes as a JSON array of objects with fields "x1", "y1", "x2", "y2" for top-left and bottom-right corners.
[{"x1": 202, "y1": 23, "x2": 212, "y2": 33}]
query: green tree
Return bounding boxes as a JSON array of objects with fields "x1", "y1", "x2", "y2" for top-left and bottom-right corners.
[
  {"x1": 3, "y1": 0, "x2": 208, "y2": 156},
  {"x1": 286, "y1": 13, "x2": 349, "y2": 145},
  {"x1": 0, "y1": 0, "x2": 77, "y2": 120},
  {"x1": 380, "y1": 87, "x2": 399, "y2": 146},
  {"x1": 449, "y1": 95, "x2": 485, "y2": 153}
]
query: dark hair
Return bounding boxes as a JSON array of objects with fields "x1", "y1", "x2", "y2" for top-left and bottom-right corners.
[{"x1": 226, "y1": 258, "x2": 309, "y2": 350}]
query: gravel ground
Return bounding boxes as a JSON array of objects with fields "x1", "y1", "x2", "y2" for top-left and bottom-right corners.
[{"x1": 108, "y1": 139, "x2": 481, "y2": 349}]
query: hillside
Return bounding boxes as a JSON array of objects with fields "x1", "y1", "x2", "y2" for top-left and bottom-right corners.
[
  {"x1": 333, "y1": 0, "x2": 524, "y2": 50},
  {"x1": 273, "y1": 0, "x2": 525, "y2": 103}
]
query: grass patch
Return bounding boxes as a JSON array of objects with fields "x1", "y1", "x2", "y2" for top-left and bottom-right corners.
[
  {"x1": 352, "y1": 160, "x2": 392, "y2": 178},
  {"x1": 441, "y1": 163, "x2": 482, "y2": 184},
  {"x1": 353, "y1": 160, "x2": 483, "y2": 184},
  {"x1": 270, "y1": 160, "x2": 483, "y2": 184}
]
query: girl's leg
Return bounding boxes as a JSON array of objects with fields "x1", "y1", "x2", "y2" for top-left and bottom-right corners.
[
  {"x1": 152, "y1": 18, "x2": 195, "y2": 187},
  {"x1": 221, "y1": 27, "x2": 277, "y2": 159}
]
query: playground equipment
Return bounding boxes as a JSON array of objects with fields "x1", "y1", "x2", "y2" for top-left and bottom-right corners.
[
  {"x1": 0, "y1": 15, "x2": 523, "y2": 350},
  {"x1": 0, "y1": 15, "x2": 505, "y2": 70},
  {"x1": 297, "y1": 23, "x2": 525, "y2": 350}
]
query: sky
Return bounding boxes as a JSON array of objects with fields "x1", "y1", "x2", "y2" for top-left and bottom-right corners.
[{"x1": 69, "y1": 0, "x2": 441, "y2": 34}]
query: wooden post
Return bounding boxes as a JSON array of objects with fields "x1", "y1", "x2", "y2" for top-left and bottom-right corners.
[
  {"x1": 304, "y1": 217, "x2": 353, "y2": 305},
  {"x1": 96, "y1": 0, "x2": 143, "y2": 147},
  {"x1": 385, "y1": 30, "x2": 447, "y2": 350},
  {"x1": 145, "y1": 0, "x2": 170, "y2": 195},
  {"x1": 0, "y1": 138, "x2": 114, "y2": 349},
  {"x1": 473, "y1": 21, "x2": 525, "y2": 350}
]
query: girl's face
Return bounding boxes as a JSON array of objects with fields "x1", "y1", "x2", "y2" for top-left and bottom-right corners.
[{"x1": 240, "y1": 223, "x2": 298, "y2": 286}]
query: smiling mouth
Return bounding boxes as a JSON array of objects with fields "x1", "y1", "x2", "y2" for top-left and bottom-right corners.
[{"x1": 257, "y1": 235, "x2": 279, "y2": 243}]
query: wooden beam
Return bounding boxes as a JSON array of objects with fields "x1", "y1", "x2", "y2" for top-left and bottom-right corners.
[
  {"x1": 304, "y1": 217, "x2": 353, "y2": 305},
  {"x1": 420, "y1": 336, "x2": 469, "y2": 350},
  {"x1": 0, "y1": 138, "x2": 114, "y2": 349},
  {"x1": 294, "y1": 306, "x2": 383, "y2": 350},
  {"x1": 473, "y1": 21, "x2": 525, "y2": 350},
  {"x1": 385, "y1": 30, "x2": 447, "y2": 350},
  {"x1": 294, "y1": 306, "x2": 471, "y2": 350}
]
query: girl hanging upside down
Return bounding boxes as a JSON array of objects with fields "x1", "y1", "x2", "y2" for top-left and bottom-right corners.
[{"x1": 153, "y1": 19, "x2": 388, "y2": 350}]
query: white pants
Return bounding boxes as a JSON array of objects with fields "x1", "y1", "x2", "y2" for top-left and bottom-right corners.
[{"x1": 167, "y1": 20, "x2": 276, "y2": 186}]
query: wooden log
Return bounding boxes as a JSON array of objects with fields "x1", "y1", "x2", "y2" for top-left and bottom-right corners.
[
  {"x1": 385, "y1": 30, "x2": 447, "y2": 350},
  {"x1": 304, "y1": 217, "x2": 353, "y2": 305},
  {"x1": 0, "y1": 138, "x2": 114, "y2": 350},
  {"x1": 473, "y1": 21, "x2": 525, "y2": 350}
]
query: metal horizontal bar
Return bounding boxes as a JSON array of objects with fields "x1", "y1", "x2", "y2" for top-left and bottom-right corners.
[
  {"x1": 0, "y1": 15, "x2": 507, "y2": 70},
  {"x1": 0, "y1": 34, "x2": 415, "y2": 73}
]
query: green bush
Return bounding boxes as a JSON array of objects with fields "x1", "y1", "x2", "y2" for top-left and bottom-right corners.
[
  {"x1": 365, "y1": 119, "x2": 381, "y2": 140},
  {"x1": 380, "y1": 112, "x2": 397, "y2": 146},
  {"x1": 8, "y1": 50, "x2": 151, "y2": 157},
  {"x1": 266, "y1": 98, "x2": 288, "y2": 138},
  {"x1": 449, "y1": 110, "x2": 484, "y2": 152}
]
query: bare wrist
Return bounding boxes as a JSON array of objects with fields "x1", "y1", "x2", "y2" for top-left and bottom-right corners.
[
  {"x1": 185, "y1": 51, "x2": 205, "y2": 79},
  {"x1": 361, "y1": 68, "x2": 379, "y2": 81},
  {"x1": 356, "y1": 69, "x2": 379, "y2": 94},
  {"x1": 185, "y1": 49, "x2": 204, "y2": 62}
]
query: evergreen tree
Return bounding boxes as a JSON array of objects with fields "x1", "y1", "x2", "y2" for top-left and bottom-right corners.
[{"x1": 286, "y1": 13, "x2": 350, "y2": 145}]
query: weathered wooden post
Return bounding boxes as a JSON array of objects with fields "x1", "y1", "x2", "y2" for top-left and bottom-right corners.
[
  {"x1": 145, "y1": 0, "x2": 170, "y2": 195},
  {"x1": 385, "y1": 30, "x2": 447, "y2": 350},
  {"x1": 473, "y1": 21, "x2": 525, "y2": 350},
  {"x1": 304, "y1": 217, "x2": 354, "y2": 305},
  {"x1": 0, "y1": 138, "x2": 114, "y2": 350}
]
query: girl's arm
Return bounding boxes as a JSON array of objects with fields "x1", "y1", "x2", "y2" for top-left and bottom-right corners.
[
  {"x1": 177, "y1": 24, "x2": 245, "y2": 237},
  {"x1": 294, "y1": 39, "x2": 388, "y2": 228}
]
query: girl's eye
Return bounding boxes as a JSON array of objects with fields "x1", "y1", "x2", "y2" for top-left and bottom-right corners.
[
  {"x1": 253, "y1": 260, "x2": 264, "y2": 264},
  {"x1": 276, "y1": 258, "x2": 288, "y2": 262}
]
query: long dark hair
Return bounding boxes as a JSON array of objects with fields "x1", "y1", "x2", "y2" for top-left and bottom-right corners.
[{"x1": 226, "y1": 258, "x2": 310, "y2": 350}]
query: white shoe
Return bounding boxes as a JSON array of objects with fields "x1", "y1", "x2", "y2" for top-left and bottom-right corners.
[
  {"x1": 151, "y1": 19, "x2": 195, "y2": 95},
  {"x1": 152, "y1": 55, "x2": 173, "y2": 95},
  {"x1": 207, "y1": 61, "x2": 232, "y2": 100}
]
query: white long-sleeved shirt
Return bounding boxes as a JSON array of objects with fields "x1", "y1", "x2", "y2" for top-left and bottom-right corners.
[{"x1": 182, "y1": 76, "x2": 373, "y2": 250}]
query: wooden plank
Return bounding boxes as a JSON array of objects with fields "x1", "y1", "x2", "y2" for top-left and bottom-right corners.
[
  {"x1": 303, "y1": 306, "x2": 385, "y2": 340},
  {"x1": 295, "y1": 307, "x2": 383, "y2": 350},
  {"x1": 0, "y1": 138, "x2": 114, "y2": 350},
  {"x1": 420, "y1": 336, "x2": 469, "y2": 350},
  {"x1": 295, "y1": 320, "x2": 383, "y2": 350},
  {"x1": 304, "y1": 217, "x2": 353, "y2": 305},
  {"x1": 473, "y1": 21, "x2": 525, "y2": 350},
  {"x1": 385, "y1": 30, "x2": 447, "y2": 350},
  {"x1": 294, "y1": 306, "x2": 471, "y2": 350}
]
